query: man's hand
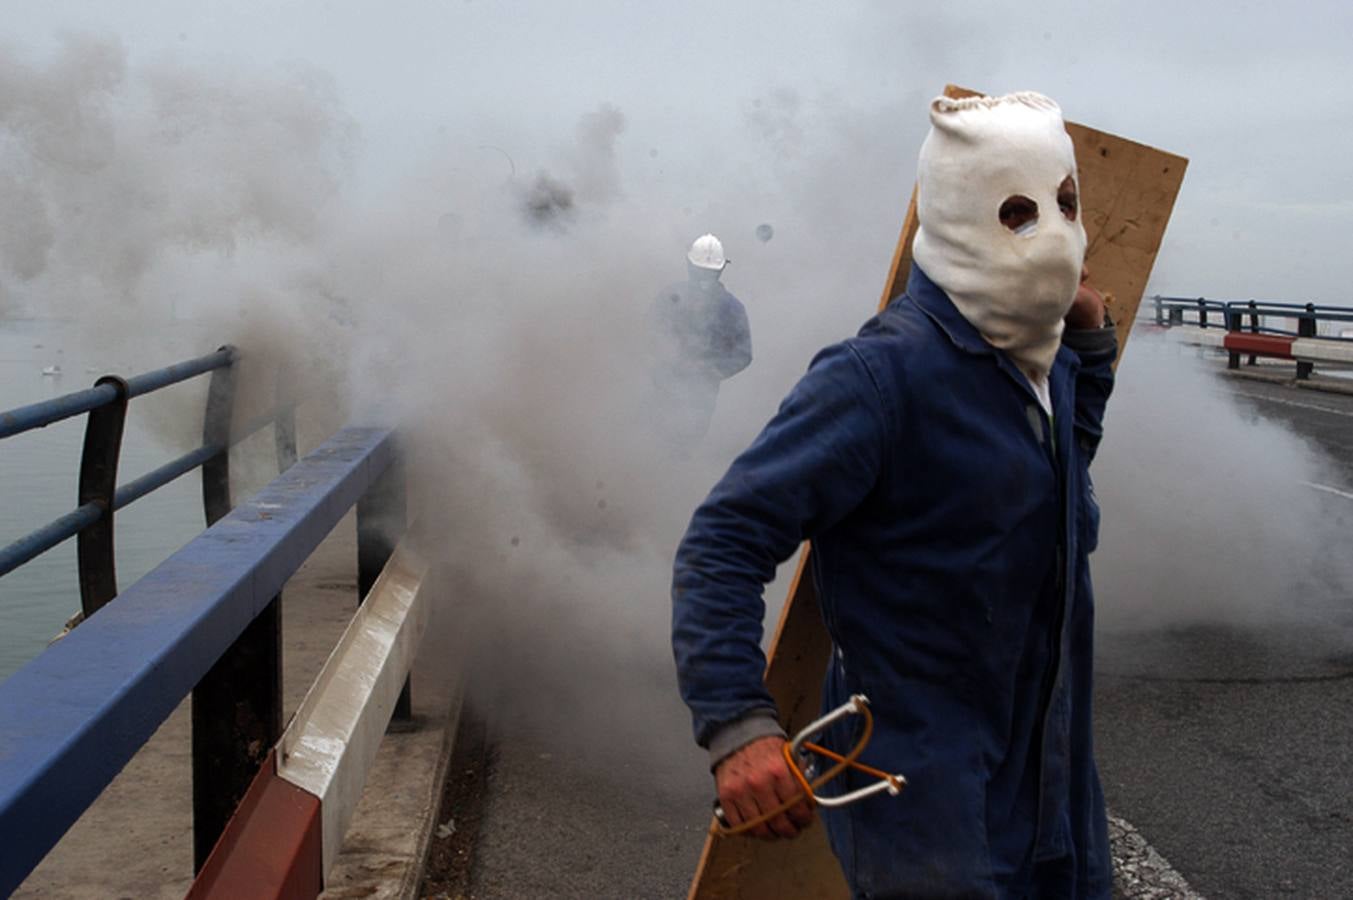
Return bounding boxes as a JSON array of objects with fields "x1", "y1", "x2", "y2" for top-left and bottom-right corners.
[
  {"x1": 1066, "y1": 264, "x2": 1107, "y2": 330},
  {"x1": 714, "y1": 735, "x2": 814, "y2": 839}
]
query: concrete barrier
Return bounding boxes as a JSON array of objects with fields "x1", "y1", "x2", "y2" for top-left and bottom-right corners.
[
  {"x1": 1165, "y1": 325, "x2": 1353, "y2": 381},
  {"x1": 188, "y1": 537, "x2": 431, "y2": 898}
]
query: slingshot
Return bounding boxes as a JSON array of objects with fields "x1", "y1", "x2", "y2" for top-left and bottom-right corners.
[{"x1": 711, "y1": 694, "x2": 907, "y2": 837}]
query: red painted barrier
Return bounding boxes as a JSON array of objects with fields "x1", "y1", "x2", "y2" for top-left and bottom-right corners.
[
  {"x1": 186, "y1": 750, "x2": 323, "y2": 900},
  {"x1": 184, "y1": 537, "x2": 428, "y2": 899},
  {"x1": 1223, "y1": 332, "x2": 1295, "y2": 358}
]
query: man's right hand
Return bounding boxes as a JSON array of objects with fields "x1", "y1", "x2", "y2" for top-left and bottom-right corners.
[
  {"x1": 1066, "y1": 264, "x2": 1108, "y2": 330},
  {"x1": 714, "y1": 735, "x2": 815, "y2": 839}
]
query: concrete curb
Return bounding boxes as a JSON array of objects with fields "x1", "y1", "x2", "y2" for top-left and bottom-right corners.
[
  {"x1": 322, "y1": 690, "x2": 465, "y2": 900},
  {"x1": 398, "y1": 697, "x2": 465, "y2": 900},
  {"x1": 1217, "y1": 366, "x2": 1353, "y2": 397},
  {"x1": 1165, "y1": 326, "x2": 1353, "y2": 396},
  {"x1": 1294, "y1": 377, "x2": 1353, "y2": 397}
]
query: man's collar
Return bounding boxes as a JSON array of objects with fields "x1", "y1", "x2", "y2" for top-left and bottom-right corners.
[
  {"x1": 903, "y1": 263, "x2": 1079, "y2": 403},
  {"x1": 905, "y1": 264, "x2": 994, "y2": 357}
]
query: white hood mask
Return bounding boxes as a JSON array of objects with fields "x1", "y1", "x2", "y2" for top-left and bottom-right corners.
[{"x1": 912, "y1": 92, "x2": 1086, "y2": 392}]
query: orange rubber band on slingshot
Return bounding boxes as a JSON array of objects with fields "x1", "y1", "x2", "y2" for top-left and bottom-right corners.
[
  {"x1": 799, "y1": 741, "x2": 905, "y2": 792},
  {"x1": 712, "y1": 700, "x2": 894, "y2": 837}
]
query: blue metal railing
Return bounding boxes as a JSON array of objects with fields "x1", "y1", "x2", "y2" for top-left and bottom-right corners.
[
  {"x1": 0, "y1": 348, "x2": 236, "y2": 442},
  {"x1": 110, "y1": 404, "x2": 293, "y2": 513},
  {"x1": 0, "y1": 382, "x2": 122, "y2": 439},
  {"x1": 1152, "y1": 295, "x2": 1353, "y2": 341},
  {"x1": 1, "y1": 505, "x2": 104, "y2": 580},
  {"x1": 0, "y1": 426, "x2": 399, "y2": 894},
  {"x1": 0, "y1": 347, "x2": 305, "y2": 624},
  {"x1": 0, "y1": 345, "x2": 409, "y2": 891},
  {"x1": 0, "y1": 348, "x2": 238, "y2": 582},
  {"x1": 124, "y1": 347, "x2": 236, "y2": 397}
]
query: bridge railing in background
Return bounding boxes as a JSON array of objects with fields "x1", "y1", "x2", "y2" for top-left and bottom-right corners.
[
  {"x1": 0, "y1": 353, "x2": 415, "y2": 896},
  {"x1": 1152, "y1": 295, "x2": 1353, "y2": 379},
  {"x1": 0, "y1": 345, "x2": 297, "y2": 613}
]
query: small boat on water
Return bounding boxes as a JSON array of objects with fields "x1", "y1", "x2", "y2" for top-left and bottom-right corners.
[{"x1": 41, "y1": 365, "x2": 62, "y2": 376}]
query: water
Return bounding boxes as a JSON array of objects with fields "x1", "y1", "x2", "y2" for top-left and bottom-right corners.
[{"x1": 0, "y1": 321, "x2": 217, "y2": 682}]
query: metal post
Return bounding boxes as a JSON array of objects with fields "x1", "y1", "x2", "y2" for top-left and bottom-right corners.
[
  {"x1": 1169, "y1": 307, "x2": 1183, "y2": 327},
  {"x1": 201, "y1": 346, "x2": 237, "y2": 526},
  {"x1": 1197, "y1": 298, "x2": 1208, "y2": 328},
  {"x1": 1297, "y1": 304, "x2": 1316, "y2": 380},
  {"x1": 274, "y1": 363, "x2": 298, "y2": 472},
  {"x1": 76, "y1": 376, "x2": 129, "y2": 618},
  {"x1": 1248, "y1": 300, "x2": 1259, "y2": 365},
  {"x1": 357, "y1": 453, "x2": 411, "y2": 721},
  {"x1": 1225, "y1": 307, "x2": 1240, "y2": 369},
  {"x1": 191, "y1": 598, "x2": 282, "y2": 870},
  {"x1": 274, "y1": 410, "x2": 298, "y2": 472},
  {"x1": 1154, "y1": 295, "x2": 1163, "y2": 326},
  {"x1": 192, "y1": 345, "x2": 283, "y2": 870},
  {"x1": 1299, "y1": 305, "x2": 1318, "y2": 337}
]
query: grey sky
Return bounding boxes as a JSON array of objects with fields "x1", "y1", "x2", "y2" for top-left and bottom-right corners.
[{"x1": 5, "y1": 0, "x2": 1353, "y2": 302}]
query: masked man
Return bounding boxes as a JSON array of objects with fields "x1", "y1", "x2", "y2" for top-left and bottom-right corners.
[
  {"x1": 672, "y1": 93, "x2": 1115, "y2": 898},
  {"x1": 649, "y1": 234, "x2": 753, "y2": 451}
]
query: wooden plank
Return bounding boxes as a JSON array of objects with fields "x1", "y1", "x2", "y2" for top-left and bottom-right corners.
[
  {"x1": 687, "y1": 85, "x2": 1187, "y2": 900},
  {"x1": 685, "y1": 554, "x2": 844, "y2": 900},
  {"x1": 1067, "y1": 123, "x2": 1188, "y2": 359}
]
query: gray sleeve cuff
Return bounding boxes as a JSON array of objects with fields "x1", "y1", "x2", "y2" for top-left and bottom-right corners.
[
  {"x1": 707, "y1": 710, "x2": 787, "y2": 771},
  {"x1": 1061, "y1": 322, "x2": 1118, "y2": 358}
]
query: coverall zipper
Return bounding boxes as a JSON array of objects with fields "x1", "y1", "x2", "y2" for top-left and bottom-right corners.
[{"x1": 1030, "y1": 388, "x2": 1075, "y2": 857}]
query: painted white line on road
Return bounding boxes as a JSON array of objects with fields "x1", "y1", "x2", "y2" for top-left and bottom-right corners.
[
  {"x1": 1109, "y1": 813, "x2": 1205, "y2": 899},
  {"x1": 1225, "y1": 389, "x2": 1353, "y2": 418},
  {"x1": 1302, "y1": 481, "x2": 1353, "y2": 502}
]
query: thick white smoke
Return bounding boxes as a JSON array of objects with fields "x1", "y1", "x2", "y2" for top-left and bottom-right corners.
[
  {"x1": 1094, "y1": 339, "x2": 1350, "y2": 632},
  {"x1": 0, "y1": 34, "x2": 921, "y2": 763},
  {"x1": 0, "y1": 35, "x2": 352, "y2": 313},
  {"x1": 2, "y1": 33, "x2": 1347, "y2": 770}
]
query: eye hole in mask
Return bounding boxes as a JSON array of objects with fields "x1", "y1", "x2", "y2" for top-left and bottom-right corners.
[
  {"x1": 1057, "y1": 175, "x2": 1078, "y2": 222},
  {"x1": 999, "y1": 195, "x2": 1039, "y2": 236}
]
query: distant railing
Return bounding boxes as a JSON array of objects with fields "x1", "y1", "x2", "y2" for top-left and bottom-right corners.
[
  {"x1": 0, "y1": 352, "x2": 413, "y2": 895},
  {"x1": 0, "y1": 346, "x2": 297, "y2": 620},
  {"x1": 1153, "y1": 295, "x2": 1353, "y2": 339},
  {"x1": 1152, "y1": 296, "x2": 1353, "y2": 379}
]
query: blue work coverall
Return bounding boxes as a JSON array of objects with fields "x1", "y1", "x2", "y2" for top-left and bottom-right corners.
[
  {"x1": 672, "y1": 265, "x2": 1115, "y2": 898},
  {"x1": 649, "y1": 280, "x2": 752, "y2": 448}
]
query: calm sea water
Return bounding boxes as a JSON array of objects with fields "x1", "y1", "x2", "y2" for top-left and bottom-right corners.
[{"x1": 0, "y1": 321, "x2": 218, "y2": 682}]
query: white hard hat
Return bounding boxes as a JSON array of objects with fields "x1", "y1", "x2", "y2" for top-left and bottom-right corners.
[{"x1": 687, "y1": 234, "x2": 727, "y2": 271}]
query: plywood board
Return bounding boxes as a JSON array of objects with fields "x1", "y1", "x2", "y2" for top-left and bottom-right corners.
[{"x1": 687, "y1": 85, "x2": 1187, "y2": 900}]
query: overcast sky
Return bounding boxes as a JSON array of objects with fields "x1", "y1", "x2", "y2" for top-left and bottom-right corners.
[{"x1": 6, "y1": 0, "x2": 1352, "y2": 303}]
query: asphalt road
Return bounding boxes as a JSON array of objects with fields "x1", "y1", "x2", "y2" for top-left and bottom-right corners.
[
  {"x1": 1095, "y1": 370, "x2": 1353, "y2": 899},
  {"x1": 460, "y1": 653, "x2": 711, "y2": 898}
]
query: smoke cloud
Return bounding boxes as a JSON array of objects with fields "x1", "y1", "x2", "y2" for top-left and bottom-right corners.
[
  {"x1": 1094, "y1": 340, "x2": 1350, "y2": 632},
  {"x1": 0, "y1": 34, "x2": 352, "y2": 311},
  {"x1": 1, "y1": 30, "x2": 1347, "y2": 775}
]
